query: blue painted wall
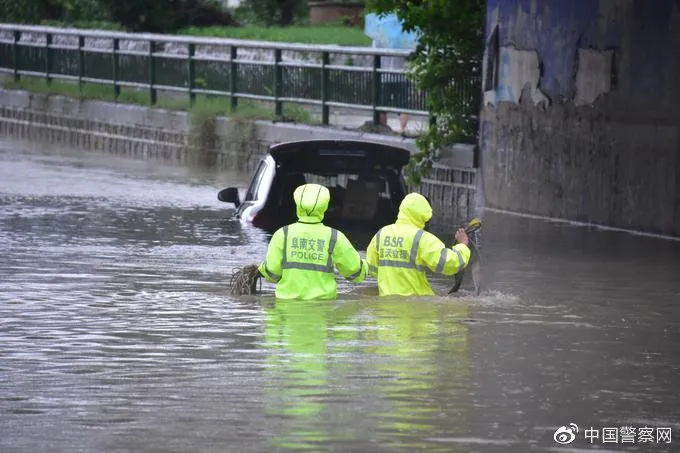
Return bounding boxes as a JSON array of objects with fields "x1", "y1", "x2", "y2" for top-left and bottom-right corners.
[
  {"x1": 481, "y1": 0, "x2": 680, "y2": 235},
  {"x1": 486, "y1": 0, "x2": 680, "y2": 104}
]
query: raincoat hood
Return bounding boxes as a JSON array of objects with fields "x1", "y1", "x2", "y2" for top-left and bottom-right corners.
[
  {"x1": 396, "y1": 193, "x2": 432, "y2": 228},
  {"x1": 294, "y1": 183, "x2": 330, "y2": 223}
]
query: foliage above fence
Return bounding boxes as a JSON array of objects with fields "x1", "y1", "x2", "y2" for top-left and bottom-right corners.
[
  {"x1": 367, "y1": 0, "x2": 484, "y2": 184},
  {"x1": 0, "y1": 0, "x2": 237, "y2": 33}
]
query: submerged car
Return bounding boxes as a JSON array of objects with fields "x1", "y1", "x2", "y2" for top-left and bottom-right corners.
[{"x1": 218, "y1": 139, "x2": 410, "y2": 243}]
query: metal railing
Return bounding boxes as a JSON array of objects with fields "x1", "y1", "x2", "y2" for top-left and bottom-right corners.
[
  {"x1": 0, "y1": 24, "x2": 481, "y2": 126},
  {"x1": 413, "y1": 164, "x2": 478, "y2": 221}
]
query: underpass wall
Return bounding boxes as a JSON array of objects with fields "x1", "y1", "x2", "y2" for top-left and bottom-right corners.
[{"x1": 481, "y1": 0, "x2": 680, "y2": 236}]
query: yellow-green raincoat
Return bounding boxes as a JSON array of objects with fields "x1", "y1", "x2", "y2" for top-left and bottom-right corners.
[
  {"x1": 366, "y1": 193, "x2": 470, "y2": 296},
  {"x1": 259, "y1": 183, "x2": 367, "y2": 300}
]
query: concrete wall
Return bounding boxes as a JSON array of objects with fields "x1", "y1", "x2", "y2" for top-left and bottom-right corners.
[{"x1": 481, "y1": 0, "x2": 680, "y2": 236}]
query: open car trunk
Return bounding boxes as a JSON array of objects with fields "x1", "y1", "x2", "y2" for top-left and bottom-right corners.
[
  {"x1": 263, "y1": 140, "x2": 410, "y2": 245},
  {"x1": 269, "y1": 140, "x2": 411, "y2": 172}
]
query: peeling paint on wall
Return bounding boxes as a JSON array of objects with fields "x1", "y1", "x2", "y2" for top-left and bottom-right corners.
[
  {"x1": 484, "y1": 45, "x2": 549, "y2": 107},
  {"x1": 481, "y1": 0, "x2": 680, "y2": 236},
  {"x1": 575, "y1": 48, "x2": 614, "y2": 105}
]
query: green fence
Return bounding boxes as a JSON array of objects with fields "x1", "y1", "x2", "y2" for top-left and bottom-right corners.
[{"x1": 0, "y1": 24, "x2": 480, "y2": 126}]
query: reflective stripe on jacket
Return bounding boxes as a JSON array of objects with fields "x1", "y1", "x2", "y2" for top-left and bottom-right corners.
[
  {"x1": 366, "y1": 193, "x2": 470, "y2": 296},
  {"x1": 258, "y1": 183, "x2": 367, "y2": 300}
]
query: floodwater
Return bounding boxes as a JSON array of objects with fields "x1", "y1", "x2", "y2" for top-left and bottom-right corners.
[{"x1": 0, "y1": 140, "x2": 678, "y2": 453}]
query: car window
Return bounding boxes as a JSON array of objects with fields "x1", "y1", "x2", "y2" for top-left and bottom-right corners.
[
  {"x1": 273, "y1": 171, "x2": 401, "y2": 228},
  {"x1": 244, "y1": 161, "x2": 267, "y2": 202},
  {"x1": 303, "y1": 173, "x2": 390, "y2": 198}
]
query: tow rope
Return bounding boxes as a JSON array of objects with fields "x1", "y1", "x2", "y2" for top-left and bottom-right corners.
[
  {"x1": 448, "y1": 217, "x2": 483, "y2": 295},
  {"x1": 228, "y1": 264, "x2": 262, "y2": 295}
]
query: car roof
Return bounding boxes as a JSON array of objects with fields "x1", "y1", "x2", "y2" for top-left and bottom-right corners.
[{"x1": 269, "y1": 139, "x2": 411, "y2": 173}]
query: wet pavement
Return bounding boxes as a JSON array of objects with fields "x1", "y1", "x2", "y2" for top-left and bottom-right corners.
[{"x1": 0, "y1": 139, "x2": 678, "y2": 453}]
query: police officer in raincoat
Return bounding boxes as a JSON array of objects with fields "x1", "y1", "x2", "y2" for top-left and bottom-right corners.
[
  {"x1": 366, "y1": 192, "x2": 471, "y2": 296},
  {"x1": 258, "y1": 183, "x2": 368, "y2": 300}
]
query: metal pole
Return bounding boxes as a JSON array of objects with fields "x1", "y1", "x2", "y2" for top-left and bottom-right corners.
[
  {"x1": 112, "y1": 38, "x2": 120, "y2": 101},
  {"x1": 45, "y1": 33, "x2": 52, "y2": 86},
  {"x1": 229, "y1": 46, "x2": 238, "y2": 111},
  {"x1": 274, "y1": 48, "x2": 282, "y2": 117},
  {"x1": 149, "y1": 40, "x2": 157, "y2": 105},
  {"x1": 12, "y1": 30, "x2": 20, "y2": 83},
  {"x1": 188, "y1": 43, "x2": 196, "y2": 106},
  {"x1": 321, "y1": 52, "x2": 329, "y2": 125},
  {"x1": 372, "y1": 54, "x2": 381, "y2": 125},
  {"x1": 78, "y1": 35, "x2": 85, "y2": 93}
]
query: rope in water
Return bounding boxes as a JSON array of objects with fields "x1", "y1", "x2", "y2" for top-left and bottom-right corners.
[{"x1": 228, "y1": 264, "x2": 262, "y2": 295}]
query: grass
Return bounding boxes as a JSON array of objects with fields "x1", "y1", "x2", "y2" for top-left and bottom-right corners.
[
  {"x1": 39, "y1": 20, "x2": 124, "y2": 31},
  {"x1": 178, "y1": 25, "x2": 372, "y2": 46},
  {"x1": 30, "y1": 19, "x2": 372, "y2": 46},
  {"x1": 2, "y1": 77, "x2": 316, "y2": 124},
  {"x1": 35, "y1": 20, "x2": 372, "y2": 46}
]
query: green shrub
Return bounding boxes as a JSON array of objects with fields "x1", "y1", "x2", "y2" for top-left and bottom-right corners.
[
  {"x1": 0, "y1": 0, "x2": 108, "y2": 24},
  {"x1": 0, "y1": 0, "x2": 238, "y2": 33}
]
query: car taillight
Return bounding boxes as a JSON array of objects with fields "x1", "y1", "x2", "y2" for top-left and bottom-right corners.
[{"x1": 251, "y1": 212, "x2": 268, "y2": 228}]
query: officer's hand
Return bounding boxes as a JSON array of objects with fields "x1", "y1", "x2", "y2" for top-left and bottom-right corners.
[{"x1": 454, "y1": 228, "x2": 469, "y2": 246}]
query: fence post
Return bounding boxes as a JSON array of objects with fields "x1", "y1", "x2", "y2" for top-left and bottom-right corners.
[
  {"x1": 45, "y1": 33, "x2": 52, "y2": 86},
  {"x1": 188, "y1": 43, "x2": 196, "y2": 106},
  {"x1": 273, "y1": 48, "x2": 282, "y2": 117},
  {"x1": 12, "y1": 30, "x2": 20, "y2": 83},
  {"x1": 78, "y1": 36, "x2": 85, "y2": 93},
  {"x1": 148, "y1": 40, "x2": 157, "y2": 105},
  {"x1": 371, "y1": 54, "x2": 381, "y2": 125},
  {"x1": 112, "y1": 38, "x2": 120, "y2": 101},
  {"x1": 229, "y1": 46, "x2": 238, "y2": 111},
  {"x1": 321, "y1": 52, "x2": 329, "y2": 125}
]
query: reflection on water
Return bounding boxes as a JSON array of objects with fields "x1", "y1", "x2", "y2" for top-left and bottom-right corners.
[
  {"x1": 261, "y1": 298, "x2": 471, "y2": 452},
  {"x1": 1, "y1": 140, "x2": 679, "y2": 453}
]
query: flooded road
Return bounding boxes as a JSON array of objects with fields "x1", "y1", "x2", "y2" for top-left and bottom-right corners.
[{"x1": 1, "y1": 140, "x2": 678, "y2": 453}]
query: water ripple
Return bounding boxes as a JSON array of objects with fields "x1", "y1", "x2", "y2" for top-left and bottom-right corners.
[{"x1": 1, "y1": 140, "x2": 679, "y2": 453}]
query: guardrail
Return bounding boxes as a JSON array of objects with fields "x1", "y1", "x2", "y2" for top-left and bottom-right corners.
[
  {"x1": 0, "y1": 24, "x2": 480, "y2": 126},
  {"x1": 413, "y1": 164, "x2": 478, "y2": 222}
]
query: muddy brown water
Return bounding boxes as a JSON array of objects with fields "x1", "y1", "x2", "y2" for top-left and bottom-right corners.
[{"x1": 1, "y1": 140, "x2": 678, "y2": 452}]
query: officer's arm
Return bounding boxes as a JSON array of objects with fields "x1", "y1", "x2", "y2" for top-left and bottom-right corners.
[
  {"x1": 332, "y1": 231, "x2": 368, "y2": 283},
  {"x1": 365, "y1": 234, "x2": 378, "y2": 277},
  {"x1": 419, "y1": 231, "x2": 471, "y2": 276},
  {"x1": 258, "y1": 228, "x2": 284, "y2": 283}
]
